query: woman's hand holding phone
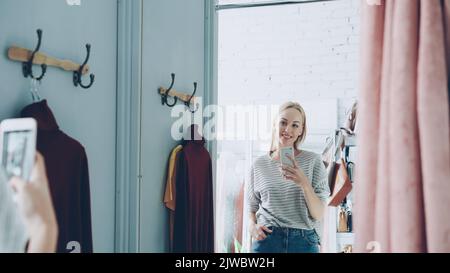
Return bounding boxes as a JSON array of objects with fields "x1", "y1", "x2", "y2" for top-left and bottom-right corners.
[
  {"x1": 280, "y1": 151, "x2": 308, "y2": 187},
  {"x1": 10, "y1": 153, "x2": 58, "y2": 253}
]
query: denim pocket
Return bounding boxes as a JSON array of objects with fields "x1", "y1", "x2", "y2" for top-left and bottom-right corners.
[
  {"x1": 255, "y1": 229, "x2": 272, "y2": 242},
  {"x1": 303, "y1": 230, "x2": 320, "y2": 246},
  {"x1": 252, "y1": 232, "x2": 274, "y2": 253}
]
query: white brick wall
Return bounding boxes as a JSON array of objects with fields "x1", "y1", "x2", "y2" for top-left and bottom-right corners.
[{"x1": 218, "y1": 0, "x2": 360, "y2": 135}]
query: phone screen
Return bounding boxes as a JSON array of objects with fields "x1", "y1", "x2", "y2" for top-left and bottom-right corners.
[{"x1": 1, "y1": 130, "x2": 35, "y2": 180}]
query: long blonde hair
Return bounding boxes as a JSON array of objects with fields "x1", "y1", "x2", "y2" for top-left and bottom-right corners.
[{"x1": 269, "y1": 101, "x2": 307, "y2": 154}]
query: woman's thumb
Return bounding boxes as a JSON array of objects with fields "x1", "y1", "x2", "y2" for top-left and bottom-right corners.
[
  {"x1": 9, "y1": 176, "x2": 26, "y2": 193},
  {"x1": 29, "y1": 152, "x2": 48, "y2": 185}
]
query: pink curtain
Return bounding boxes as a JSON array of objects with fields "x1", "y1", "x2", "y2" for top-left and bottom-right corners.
[{"x1": 355, "y1": 0, "x2": 450, "y2": 253}]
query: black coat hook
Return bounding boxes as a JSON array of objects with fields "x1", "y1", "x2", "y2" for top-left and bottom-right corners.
[
  {"x1": 161, "y1": 73, "x2": 178, "y2": 107},
  {"x1": 73, "y1": 44, "x2": 95, "y2": 89},
  {"x1": 185, "y1": 82, "x2": 199, "y2": 113},
  {"x1": 22, "y1": 29, "x2": 47, "y2": 81}
]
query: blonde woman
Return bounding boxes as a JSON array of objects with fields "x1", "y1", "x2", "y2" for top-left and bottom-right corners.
[{"x1": 247, "y1": 102, "x2": 330, "y2": 253}]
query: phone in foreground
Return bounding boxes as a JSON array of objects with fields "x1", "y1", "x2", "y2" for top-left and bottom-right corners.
[
  {"x1": 280, "y1": 146, "x2": 294, "y2": 168},
  {"x1": 0, "y1": 118, "x2": 37, "y2": 181}
]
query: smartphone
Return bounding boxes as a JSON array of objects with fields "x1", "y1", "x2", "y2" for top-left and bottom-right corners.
[
  {"x1": 0, "y1": 118, "x2": 37, "y2": 181},
  {"x1": 280, "y1": 146, "x2": 294, "y2": 168}
]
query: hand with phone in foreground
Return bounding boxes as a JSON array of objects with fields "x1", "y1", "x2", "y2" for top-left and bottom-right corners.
[
  {"x1": 10, "y1": 153, "x2": 58, "y2": 253},
  {"x1": 280, "y1": 153, "x2": 308, "y2": 188}
]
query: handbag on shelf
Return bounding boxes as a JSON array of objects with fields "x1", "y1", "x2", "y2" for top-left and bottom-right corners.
[
  {"x1": 321, "y1": 136, "x2": 334, "y2": 169},
  {"x1": 324, "y1": 130, "x2": 345, "y2": 193},
  {"x1": 337, "y1": 207, "x2": 348, "y2": 233},
  {"x1": 328, "y1": 158, "x2": 353, "y2": 206},
  {"x1": 347, "y1": 161, "x2": 355, "y2": 182},
  {"x1": 343, "y1": 101, "x2": 358, "y2": 136},
  {"x1": 347, "y1": 210, "x2": 352, "y2": 232},
  {"x1": 343, "y1": 245, "x2": 353, "y2": 253},
  {"x1": 327, "y1": 162, "x2": 338, "y2": 193}
]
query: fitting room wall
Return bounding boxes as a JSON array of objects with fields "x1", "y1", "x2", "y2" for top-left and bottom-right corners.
[
  {"x1": 139, "y1": 0, "x2": 206, "y2": 252},
  {"x1": 0, "y1": 0, "x2": 210, "y2": 253},
  {"x1": 0, "y1": 0, "x2": 117, "y2": 252}
]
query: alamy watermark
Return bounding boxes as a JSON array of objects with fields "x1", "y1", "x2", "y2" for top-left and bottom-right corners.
[
  {"x1": 366, "y1": 0, "x2": 381, "y2": 6},
  {"x1": 170, "y1": 99, "x2": 280, "y2": 142},
  {"x1": 66, "y1": 241, "x2": 81, "y2": 253},
  {"x1": 66, "y1": 0, "x2": 81, "y2": 6}
]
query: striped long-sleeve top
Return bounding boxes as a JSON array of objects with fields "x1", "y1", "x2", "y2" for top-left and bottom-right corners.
[{"x1": 247, "y1": 150, "x2": 330, "y2": 237}]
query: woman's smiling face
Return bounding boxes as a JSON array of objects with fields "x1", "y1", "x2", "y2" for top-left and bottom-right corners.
[{"x1": 277, "y1": 108, "x2": 303, "y2": 148}]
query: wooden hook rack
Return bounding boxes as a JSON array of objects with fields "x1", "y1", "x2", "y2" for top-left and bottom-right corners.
[
  {"x1": 8, "y1": 46, "x2": 90, "y2": 75},
  {"x1": 158, "y1": 86, "x2": 198, "y2": 104}
]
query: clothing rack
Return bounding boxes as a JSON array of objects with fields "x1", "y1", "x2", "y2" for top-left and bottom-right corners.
[
  {"x1": 216, "y1": 0, "x2": 342, "y2": 11},
  {"x1": 327, "y1": 129, "x2": 356, "y2": 253},
  {"x1": 7, "y1": 29, "x2": 95, "y2": 89}
]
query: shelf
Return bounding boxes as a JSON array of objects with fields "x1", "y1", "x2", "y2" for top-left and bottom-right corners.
[
  {"x1": 336, "y1": 232, "x2": 354, "y2": 245},
  {"x1": 326, "y1": 130, "x2": 357, "y2": 252}
]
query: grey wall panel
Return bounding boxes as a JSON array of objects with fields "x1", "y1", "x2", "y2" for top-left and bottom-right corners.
[
  {"x1": 0, "y1": 0, "x2": 117, "y2": 252},
  {"x1": 140, "y1": 0, "x2": 205, "y2": 252}
]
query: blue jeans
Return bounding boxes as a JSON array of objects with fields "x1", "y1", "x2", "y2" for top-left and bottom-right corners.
[{"x1": 251, "y1": 226, "x2": 320, "y2": 253}]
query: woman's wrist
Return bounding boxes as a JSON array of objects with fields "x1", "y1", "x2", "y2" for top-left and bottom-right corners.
[
  {"x1": 296, "y1": 178, "x2": 310, "y2": 190},
  {"x1": 249, "y1": 214, "x2": 258, "y2": 229},
  {"x1": 28, "y1": 223, "x2": 57, "y2": 253},
  {"x1": 294, "y1": 176, "x2": 304, "y2": 187},
  {"x1": 27, "y1": 217, "x2": 58, "y2": 253}
]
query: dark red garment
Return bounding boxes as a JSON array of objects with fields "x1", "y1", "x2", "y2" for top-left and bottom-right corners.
[
  {"x1": 173, "y1": 139, "x2": 214, "y2": 253},
  {"x1": 21, "y1": 100, "x2": 93, "y2": 253}
]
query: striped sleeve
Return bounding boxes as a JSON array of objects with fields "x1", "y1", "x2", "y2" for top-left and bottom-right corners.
[
  {"x1": 312, "y1": 154, "x2": 330, "y2": 203},
  {"x1": 246, "y1": 165, "x2": 260, "y2": 213}
]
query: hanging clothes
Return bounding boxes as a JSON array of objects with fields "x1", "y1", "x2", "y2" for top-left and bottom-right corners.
[
  {"x1": 163, "y1": 144, "x2": 183, "y2": 251},
  {"x1": 173, "y1": 138, "x2": 214, "y2": 253},
  {"x1": 21, "y1": 100, "x2": 93, "y2": 253}
]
